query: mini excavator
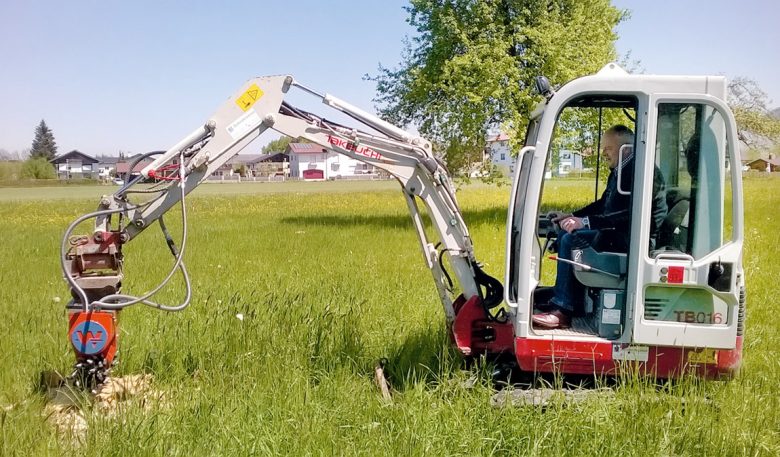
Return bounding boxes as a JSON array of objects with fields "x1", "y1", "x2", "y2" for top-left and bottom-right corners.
[{"x1": 60, "y1": 63, "x2": 745, "y2": 386}]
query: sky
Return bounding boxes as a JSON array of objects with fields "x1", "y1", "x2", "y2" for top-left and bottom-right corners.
[{"x1": 0, "y1": 0, "x2": 777, "y2": 156}]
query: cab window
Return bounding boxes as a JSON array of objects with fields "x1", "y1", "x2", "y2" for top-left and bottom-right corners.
[{"x1": 651, "y1": 103, "x2": 733, "y2": 258}]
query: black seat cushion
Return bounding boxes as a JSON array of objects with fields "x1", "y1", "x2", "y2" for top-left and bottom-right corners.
[{"x1": 657, "y1": 187, "x2": 690, "y2": 252}]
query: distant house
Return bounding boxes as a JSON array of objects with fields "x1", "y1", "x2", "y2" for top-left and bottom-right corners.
[
  {"x1": 486, "y1": 133, "x2": 514, "y2": 173},
  {"x1": 287, "y1": 143, "x2": 374, "y2": 180},
  {"x1": 213, "y1": 154, "x2": 265, "y2": 178},
  {"x1": 49, "y1": 150, "x2": 99, "y2": 179},
  {"x1": 115, "y1": 153, "x2": 164, "y2": 180},
  {"x1": 95, "y1": 155, "x2": 120, "y2": 181},
  {"x1": 247, "y1": 152, "x2": 289, "y2": 177},
  {"x1": 557, "y1": 149, "x2": 585, "y2": 176},
  {"x1": 746, "y1": 154, "x2": 780, "y2": 172}
]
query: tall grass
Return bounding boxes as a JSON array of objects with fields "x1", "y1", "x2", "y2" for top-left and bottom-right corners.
[{"x1": 0, "y1": 178, "x2": 778, "y2": 455}]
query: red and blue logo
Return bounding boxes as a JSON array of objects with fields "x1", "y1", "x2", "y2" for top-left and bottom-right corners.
[{"x1": 70, "y1": 321, "x2": 109, "y2": 355}]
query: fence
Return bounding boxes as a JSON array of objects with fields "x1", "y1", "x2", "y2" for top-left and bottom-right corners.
[{"x1": 205, "y1": 174, "x2": 391, "y2": 183}]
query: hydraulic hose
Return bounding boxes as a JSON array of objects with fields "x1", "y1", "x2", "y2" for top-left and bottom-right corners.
[{"x1": 62, "y1": 152, "x2": 192, "y2": 313}]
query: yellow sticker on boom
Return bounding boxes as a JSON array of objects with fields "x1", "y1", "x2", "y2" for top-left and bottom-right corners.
[{"x1": 235, "y1": 83, "x2": 264, "y2": 111}]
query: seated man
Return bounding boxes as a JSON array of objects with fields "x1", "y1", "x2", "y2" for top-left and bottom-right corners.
[{"x1": 533, "y1": 125, "x2": 667, "y2": 329}]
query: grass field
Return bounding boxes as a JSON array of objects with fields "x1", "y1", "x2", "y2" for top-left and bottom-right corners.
[{"x1": 1, "y1": 177, "x2": 779, "y2": 456}]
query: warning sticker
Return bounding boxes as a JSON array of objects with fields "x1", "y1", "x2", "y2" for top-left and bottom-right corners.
[
  {"x1": 226, "y1": 109, "x2": 262, "y2": 140},
  {"x1": 235, "y1": 83, "x2": 264, "y2": 112},
  {"x1": 688, "y1": 348, "x2": 717, "y2": 364}
]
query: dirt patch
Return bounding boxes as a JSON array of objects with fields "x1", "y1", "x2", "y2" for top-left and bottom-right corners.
[
  {"x1": 42, "y1": 374, "x2": 166, "y2": 446},
  {"x1": 492, "y1": 387, "x2": 615, "y2": 407}
]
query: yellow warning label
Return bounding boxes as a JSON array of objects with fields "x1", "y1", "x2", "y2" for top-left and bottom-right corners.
[
  {"x1": 688, "y1": 348, "x2": 717, "y2": 364},
  {"x1": 235, "y1": 83, "x2": 264, "y2": 112}
]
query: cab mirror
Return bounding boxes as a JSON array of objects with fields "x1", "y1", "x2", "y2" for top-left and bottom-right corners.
[
  {"x1": 534, "y1": 76, "x2": 554, "y2": 100},
  {"x1": 616, "y1": 144, "x2": 633, "y2": 195}
]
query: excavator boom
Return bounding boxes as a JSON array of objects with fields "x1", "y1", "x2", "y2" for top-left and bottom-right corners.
[{"x1": 60, "y1": 75, "x2": 503, "y2": 384}]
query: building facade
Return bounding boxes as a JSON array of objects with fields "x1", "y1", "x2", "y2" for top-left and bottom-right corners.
[
  {"x1": 486, "y1": 133, "x2": 514, "y2": 173},
  {"x1": 49, "y1": 150, "x2": 99, "y2": 179},
  {"x1": 287, "y1": 143, "x2": 374, "y2": 180}
]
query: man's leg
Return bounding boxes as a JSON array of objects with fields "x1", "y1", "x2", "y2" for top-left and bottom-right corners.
[
  {"x1": 534, "y1": 229, "x2": 598, "y2": 329},
  {"x1": 551, "y1": 229, "x2": 598, "y2": 312}
]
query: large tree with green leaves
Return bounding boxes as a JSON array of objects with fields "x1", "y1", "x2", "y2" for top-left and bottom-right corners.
[
  {"x1": 727, "y1": 77, "x2": 780, "y2": 147},
  {"x1": 30, "y1": 119, "x2": 58, "y2": 160},
  {"x1": 262, "y1": 136, "x2": 293, "y2": 153},
  {"x1": 371, "y1": 0, "x2": 626, "y2": 173}
]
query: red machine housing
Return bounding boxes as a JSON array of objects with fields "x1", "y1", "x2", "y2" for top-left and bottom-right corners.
[
  {"x1": 68, "y1": 310, "x2": 118, "y2": 364},
  {"x1": 450, "y1": 295, "x2": 742, "y2": 380}
]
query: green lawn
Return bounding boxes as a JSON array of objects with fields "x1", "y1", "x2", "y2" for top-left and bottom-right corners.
[
  {"x1": 0, "y1": 177, "x2": 778, "y2": 456},
  {"x1": 0, "y1": 180, "x2": 402, "y2": 202}
]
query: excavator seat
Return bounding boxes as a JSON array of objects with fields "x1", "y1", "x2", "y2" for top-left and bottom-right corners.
[
  {"x1": 567, "y1": 228, "x2": 627, "y2": 289},
  {"x1": 655, "y1": 187, "x2": 690, "y2": 254},
  {"x1": 572, "y1": 187, "x2": 691, "y2": 290},
  {"x1": 571, "y1": 247, "x2": 627, "y2": 289}
]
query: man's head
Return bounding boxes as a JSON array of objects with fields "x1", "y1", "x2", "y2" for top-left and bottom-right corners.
[{"x1": 602, "y1": 125, "x2": 634, "y2": 169}]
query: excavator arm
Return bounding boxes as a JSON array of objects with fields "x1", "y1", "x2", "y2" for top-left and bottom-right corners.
[{"x1": 61, "y1": 75, "x2": 504, "y2": 385}]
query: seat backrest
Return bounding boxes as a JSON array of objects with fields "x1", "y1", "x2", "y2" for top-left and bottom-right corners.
[{"x1": 657, "y1": 187, "x2": 690, "y2": 252}]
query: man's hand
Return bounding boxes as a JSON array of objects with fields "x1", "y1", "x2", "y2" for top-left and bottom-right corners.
[
  {"x1": 550, "y1": 212, "x2": 573, "y2": 223},
  {"x1": 559, "y1": 216, "x2": 585, "y2": 233}
]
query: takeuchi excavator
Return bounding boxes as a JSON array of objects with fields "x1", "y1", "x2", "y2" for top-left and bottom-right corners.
[{"x1": 61, "y1": 63, "x2": 745, "y2": 386}]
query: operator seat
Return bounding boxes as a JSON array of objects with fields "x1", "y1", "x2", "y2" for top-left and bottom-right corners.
[
  {"x1": 655, "y1": 187, "x2": 690, "y2": 253},
  {"x1": 571, "y1": 230, "x2": 628, "y2": 289}
]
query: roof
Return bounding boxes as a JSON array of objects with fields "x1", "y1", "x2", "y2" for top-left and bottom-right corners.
[
  {"x1": 225, "y1": 154, "x2": 265, "y2": 166},
  {"x1": 486, "y1": 133, "x2": 510, "y2": 143},
  {"x1": 248, "y1": 152, "x2": 288, "y2": 163},
  {"x1": 116, "y1": 159, "x2": 154, "y2": 174},
  {"x1": 96, "y1": 155, "x2": 121, "y2": 164},
  {"x1": 49, "y1": 150, "x2": 99, "y2": 164},
  {"x1": 747, "y1": 157, "x2": 780, "y2": 166},
  {"x1": 287, "y1": 143, "x2": 326, "y2": 154}
]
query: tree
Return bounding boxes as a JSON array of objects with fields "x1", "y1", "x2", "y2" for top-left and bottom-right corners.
[
  {"x1": 30, "y1": 119, "x2": 58, "y2": 160},
  {"x1": 21, "y1": 157, "x2": 56, "y2": 179},
  {"x1": 727, "y1": 77, "x2": 780, "y2": 146},
  {"x1": 262, "y1": 136, "x2": 294, "y2": 153},
  {"x1": 0, "y1": 149, "x2": 14, "y2": 161},
  {"x1": 370, "y1": 0, "x2": 626, "y2": 174}
]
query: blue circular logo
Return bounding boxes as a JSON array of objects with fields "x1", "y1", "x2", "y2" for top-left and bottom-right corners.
[{"x1": 70, "y1": 321, "x2": 109, "y2": 355}]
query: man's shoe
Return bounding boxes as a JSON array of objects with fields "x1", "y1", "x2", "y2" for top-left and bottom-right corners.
[
  {"x1": 533, "y1": 302, "x2": 557, "y2": 313},
  {"x1": 532, "y1": 310, "x2": 572, "y2": 329}
]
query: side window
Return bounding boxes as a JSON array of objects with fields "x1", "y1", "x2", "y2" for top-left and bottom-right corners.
[{"x1": 652, "y1": 103, "x2": 732, "y2": 258}]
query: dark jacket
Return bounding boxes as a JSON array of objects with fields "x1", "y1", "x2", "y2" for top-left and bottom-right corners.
[{"x1": 573, "y1": 159, "x2": 667, "y2": 249}]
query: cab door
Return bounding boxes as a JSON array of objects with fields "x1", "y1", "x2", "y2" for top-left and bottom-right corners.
[{"x1": 632, "y1": 94, "x2": 744, "y2": 349}]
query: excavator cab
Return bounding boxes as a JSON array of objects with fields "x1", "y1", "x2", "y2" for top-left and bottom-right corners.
[{"x1": 506, "y1": 63, "x2": 745, "y2": 377}]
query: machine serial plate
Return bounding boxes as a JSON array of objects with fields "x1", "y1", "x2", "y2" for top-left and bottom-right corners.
[
  {"x1": 612, "y1": 344, "x2": 649, "y2": 362},
  {"x1": 226, "y1": 109, "x2": 262, "y2": 139}
]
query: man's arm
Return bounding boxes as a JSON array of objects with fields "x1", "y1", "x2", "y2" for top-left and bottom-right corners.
[{"x1": 572, "y1": 198, "x2": 605, "y2": 219}]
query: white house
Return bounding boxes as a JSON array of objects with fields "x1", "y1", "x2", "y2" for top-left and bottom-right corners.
[
  {"x1": 557, "y1": 149, "x2": 584, "y2": 176},
  {"x1": 49, "y1": 150, "x2": 99, "y2": 179},
  {"x1": 486, "y1": 133, "x2": 516, "y2": 175},
  {"x1": 287, "y1": 143, "x2": 374, "y2": 180}
]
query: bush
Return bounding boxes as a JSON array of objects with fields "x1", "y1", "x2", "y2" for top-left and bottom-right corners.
[
  {"x1": 0, "y1": 161, "x2": 23, "y2": 180},
  {"x1": 20, "y1": 157, "x2": 56, "y2": 179}
]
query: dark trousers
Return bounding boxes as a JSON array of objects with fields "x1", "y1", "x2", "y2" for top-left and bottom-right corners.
[{"x1": 551, "y1": 229, "x2": 598, "y2": 313}]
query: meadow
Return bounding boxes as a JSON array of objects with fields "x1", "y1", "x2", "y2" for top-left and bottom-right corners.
[{"x1": 0, "y1": 177, "x2": 779, "y2": 456}]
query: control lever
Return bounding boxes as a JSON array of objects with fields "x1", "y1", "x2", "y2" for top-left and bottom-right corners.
[{"x1": 548, "y1": 255, "x2": 621, "y2": 279}]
